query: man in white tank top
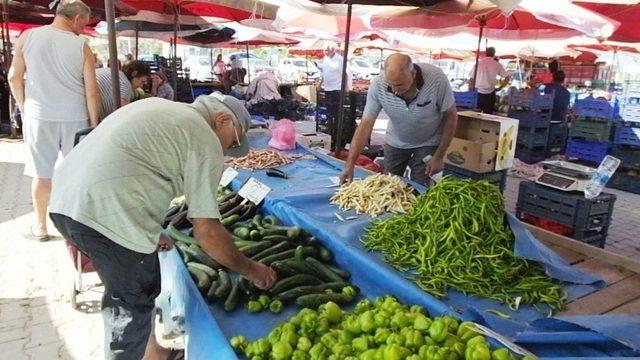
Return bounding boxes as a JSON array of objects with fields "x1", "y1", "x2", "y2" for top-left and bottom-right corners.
[{"x1": 8, "y1": 0, "x2": 100, "y2": 240}]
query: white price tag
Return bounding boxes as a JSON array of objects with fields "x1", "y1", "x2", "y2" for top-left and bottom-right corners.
[
  {"x1": 238, "y1": 177, "x2": 271, "y2": 205},
  {"x1": 219, "y1": 167, "x2": 238, "y2": 187}
]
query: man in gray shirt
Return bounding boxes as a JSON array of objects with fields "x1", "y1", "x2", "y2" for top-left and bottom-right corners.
[{"x1": 340, "y1": 54, "x2": 458, "y2": 185}]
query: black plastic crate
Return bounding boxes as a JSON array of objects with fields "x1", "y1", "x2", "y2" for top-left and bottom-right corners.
[
  {"x1": 572, "y1": 229, "x2": 607, "y2": 248},
  {"x1": 546, "y1": 122, "x2": 568, "y2": 156},
  {"x1": 517, "y1": 126, "x2": 550, "y2": 148},
  {"x1": 516, "y1": 181, "x2": 616, "y2": 229},
  {"x1": 443, "y1": 165, "x2": 507, "y2": 192},
  {"x1": 507, "y1": 109, "x2": 551, "y2": 128},
  {"x1": 606, "y1": 172, "x2": 640, "y2": 195},
  {"x1": 611, "y1": 146, "x2": 640, "y2": 171},
  {"x1": 516, "y1": 145, "x2": 547, "y2": 164}
]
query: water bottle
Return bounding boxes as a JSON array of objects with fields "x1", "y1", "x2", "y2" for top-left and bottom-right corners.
[{"x1": 584, "y1": 155, "x2": 621, "y2": 199}]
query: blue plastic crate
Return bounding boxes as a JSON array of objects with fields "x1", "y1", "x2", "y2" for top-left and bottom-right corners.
[
  {"x1": 566, "y1": 139, "x2": 610, "y2": 163},
  {"x1": 507, "y1": 109, "x2": 551, "y2": 128},
  {"x1": 573, "y1": 98, "x2": 619, "y2": 119},
  {"x1": 509, "y1": 91, "x2": 554, "y2": 110},
  {"x1": 517, "y1": 127, "x2": 549, "y2": 148},
  {"x1": 453, "y1": 91, "x2": 477, "y2": 109},
  {"x1": 613, "y1": 124, "x2": 640, "y2": 146}
]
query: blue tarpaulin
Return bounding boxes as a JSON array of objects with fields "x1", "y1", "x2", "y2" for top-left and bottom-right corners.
[{"x1": 158, "y1": 134, "x2": 639, "y2": 359}]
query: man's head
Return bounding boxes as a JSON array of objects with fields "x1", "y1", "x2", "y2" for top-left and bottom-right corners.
[
  {"x1": 324, "y1": 43, "x2": 338, "y2": 58},
  {"x1": 552, "y1": 70, "x2": 566, "y2": 84},
  {"x1": 123, "y1": 61, "x2": 151, "y2": 89},
  {"x1": 56, "y1": 0, "x2": 91, "y2": 35},
  {"x1": 384, "y1": 53, "x2": 416, "y2": 96},
  {"x1": 195, "y1": 92, "x2": 251, "y2": 157},
  {"x1": 549, "y1": 60, "x2": 559, "y2": 73},
  {"x1": 486, "y1": 47, "x2": 496, "y2": 58}
]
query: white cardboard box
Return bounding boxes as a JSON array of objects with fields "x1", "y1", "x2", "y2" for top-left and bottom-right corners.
[
  {"x1": 294, "y1": 121, "x2": 317, "y2": 134},
  {"x1": 296, "y1": 132, "x2": 331, "y2": 151}
]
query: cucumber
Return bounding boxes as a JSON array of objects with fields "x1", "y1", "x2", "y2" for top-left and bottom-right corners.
[
  {"x1": 238, "y1": 204, "x2": 256, "y2": 221},
  {"x1": 263, "y1": 225, "x2": 303, "y2": 239},
  {"x1": 261, "y1": 247, "x2": 317, "y2": 266},
  {"x1": 270, "y1": 274, "x2": 323, "y2": 295},
  {"x1": 166, "y1": 225, "x2": 198, "y2": 246},
  {"x1": 223, "y1": 279, "x2": 241, "y2": 312},
  {"x1": 217, "y1": 191, "x2": 238, "y2": 204},
  {"x1": 317, "y1": 246, "x2": 333, "y2": 263},
  {"x1": 222, "y1": 202, "x2": 245, "y2": 219},
  {"x1": 303, "y1": 236, "x2": 318, "y2": 246},
  {"x1": 326, "y1": 264, "x2": 351, "y2": 280},
  {"x1": 221, "y1": 214, "x2": 241, "y2": 227},
  {"x1": 249, "y1": 230, "x2": 261, "y2": 241},
  {"x1": 187, "y1": 266, "x2": 212, "y2": 292},
  {"x1": 233, "y1": 227, "x2": 251, "y2": 240},
  {"x1": 187, "y1": 262, "x2": 217, "y2": 279},
  {"x1": 175, "y1": 242, "x2": 191, "y2": 263},
  {"x1": 218, "y1": 195, "x2": 241, "y2": 214},
  {"x1": 261, "y1": 235, "x2": 291, "y2": 244},
  {"x1": 259, "y1": 228, "x2": 288, "y2": 237},
  {"x1": 272, "y1": 258, "x2": 315, "y2": 276},
  {"x1": 271, "y1": 261, "x2": 298, "y2": 278},
  {"x1": 238, "y1": 277, "x2": 257, "y2": 296},
  {"x1": 251, "y1": 215, "x2": 264, "y2": 230},
  {"x1": 186, "y1": 245, "x2": 220, "y2": 269},
  {"x1": 295, "y1": 293, "x2": 355, "y2": 309},
  {"x1": 234, "y1": 239, "x2": 258, "y2": 248},
  {"x1": 239, "y1": 241, "x2": 273, "y2": 257},
  {"x1": 214, "y1": 270, "x2": 232, "y2": 299},
  {"x1": 275, "y1": 282, "x2": 352, "y2": 303},
  {"x1": 206, "y1": 280, "x2": 220, "y2": 302},
  {"x1": 170, "y1": 209, "x2": 192, "y2": 230},
  {"x1": 261, "y1": 215, "x2": 278, "y2": 226},
  {"x1": 305, "y1": 257, "x2": 344, "y2": 283},
  {"x1": 252, "y1": 241, "x2": 290, "y2": 261}
]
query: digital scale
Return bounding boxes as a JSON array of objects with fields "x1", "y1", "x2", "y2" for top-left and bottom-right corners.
[{"x1": 535, "y1": 161, "x2": 596, "y2": 192}]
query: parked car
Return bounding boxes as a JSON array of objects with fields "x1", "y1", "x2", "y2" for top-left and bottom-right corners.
[
  {"x1": 351, "y1": 59, "x2": 377, "y2": 80},
  {"x1": 278, "y1": 57, "x2": 320, "y2": 83},
  {"x1": 238, "y1": 58, "x2": 277, "y2": 79},
  {"x1": 184, "y1": 56, "x2": 214, "y2": 82}
]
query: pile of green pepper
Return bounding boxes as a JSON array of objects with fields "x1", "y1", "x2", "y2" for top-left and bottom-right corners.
[
  {"x1": 230, "y1": 295, "x2": 533, "y2": 360},
  {"x1": 362, "y1": 178, "x2": 565, "y2": 310}
]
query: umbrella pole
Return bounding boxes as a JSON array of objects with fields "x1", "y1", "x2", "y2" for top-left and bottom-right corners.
[
  {"x1": 334, "y1": 0, "x2": 353, "y2": 154},
  {"x1": 379, "y1": 48, "x2": 383, "y2": 68},
  {"x1": 246, "y1": 43, "x2": 251, "y2": 84},
  {"x1": 471, "y1": 21, "x2": 485, "y2": 90},
  {"x1": 172, "y1": 10, "x2": 178, "y2": 96},
  {"x1": 2, "y1": 0, "x2": 11, "y2": 74},
  {"x1": 104, "y1": 0, "x2": 121, "y2": 109},
  {"x1": 134, "y1": 21, "x2": 139, "y2": 60},
  {"x1": 306, "y1": 54, "x2": 309, "y2": 83},
  {"x1": 210, "y1": 48, "x2": 213, "y2": 82}
]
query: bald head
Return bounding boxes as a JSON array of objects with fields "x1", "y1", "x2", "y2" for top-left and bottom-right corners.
[{"x1": 385, "y1": 53, "x2": 417, "y2": 97}]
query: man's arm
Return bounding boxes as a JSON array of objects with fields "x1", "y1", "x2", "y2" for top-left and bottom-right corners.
[
  {"x1": 339, "y1": 114, "x2": 376, "y2": 184},
  {"x1": 426, "y1": 105, "x2": 458, "y2": 176},
  {"x1": 192, "y1": 218, "x2": 277, "y2": 289},
  {"x1": 8, "y1": 36, "x2": 26, "y2": 113},
  {"x1": 82, "y1": 44, "x2": 100, "y2": 127}
]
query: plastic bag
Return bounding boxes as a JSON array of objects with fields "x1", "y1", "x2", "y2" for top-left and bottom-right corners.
[{"x1": 268, "y1": 119, "x2": 297, "y2": 150}]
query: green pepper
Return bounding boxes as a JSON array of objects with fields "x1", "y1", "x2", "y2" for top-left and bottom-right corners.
[
  {"x1": 385, "y1": 333, "x2": 405, "y2": 346},
  {"x1": 309, "y1": 343, "x2": 329, "y2": 360},
  {"x1": 441, "y1": 316, "x2": 459, "y2": 332},
  {"x1": 270, "y1": 300, "x2": 284, "y2": 313},
  {"x1": 437, "y1": 347, "x2": 456, "y2": 360},
  {"x1": 281, "y1": 331, "x2": 298, "y2": 347},
  {"x1": 244, "y1": 342, "x2": 257, "y2": 357},
  {"x1": 247, "y1": 300, "x2": 263, "y2": 313},
  {"x1": 409, "y1": 305, "x2": 425, "y2": 315},
  {"x1": 254, "y1": 338, "x2": 271, "y2": 355},
  {"x1": 317, "y1": 318, "x2": 330, "y2": 336},
  {"x1": 320, "y1": 333, "x2": 338, "y2": 349},
  {"x1": 343, "y1": 315, "x2": 362, "y2": 335},
  {"x1": 250, "y1": 356, "x2": 264, "y2": 360},
  {"x1": 359, "y1": 349, "x2": 378, "y2": 360},
  {"x1": 230, "y1": 336, "x2": 247, "y2": 353},
  {"x1": 466, "y1": 335, "x2": 488, "y2": 349},
  {"x1": 258, "y1": 294, "x2": 271, "y2": 308},
  {"x1": 418, "y1": 345, "x2": 429, "y2": 358},
  {"x1": 412, "y1": 313, "x2": 432, "y2": 333},
  {"x1": 292, "y1": 349, "x2": 307, "y2": 360},
  {"x1": 338, "y1": 330, "x2": 354, "y2": 345},
  {"x1": 300, "y1": 314, "x2": 318, "y2": 338},
  {"x1": 466, "y1": 344, "x2": 490, "y2": 360},
  {"x1": 297, "y1": 336, "x2": 312, "y2": 352},
  {"x1": 404, "y1": 330, "x2": 424, "y2": 350},
  {"x1": 374, "y1": 328, "x2": 391, "y2": 345},
  {"x1": 390, "y1": 313, "x2": 410, "y2": 330},
  {"x1": 406, "y1": 356, "x2": 421, "y2": 360},
  {"x1": 374, "y1": 311, "x2": 391, "y2": 328},
  {"x1": 443, "y1": 334, "x2": 462, "y2": 348},
  {"x1": 352, "y1": 335, "x2": 370, "y2": 353},
  {"x1": 457, "y1": 322, "x2": 480, "y2": 343},
  {"x1": 359, "y1": 311, "x2": 377, "y2": 334},
  {"x1": 322, "y1": 301, "x2": 343, "y2": 324},
  {"x1": 491, "y1": 348, "x2": 511, "y2": 360},
  {"x1": 333, "y1": 344, "x2": 351, "y2": 357},
  {"x1": 428, "y1": 319, "x2": 448, "y2": 343},
  {"x1": 423, "y1": 335, "x2": 436, "y2": 346},
  {"x1": 290, "y1": 314, "x2": 303, "y2": 327},
  {"x1": 382, "y1": 344, "x2": 410, "y2": 360},
  {"x1": 342, "y1": 286, "x2": 358, "y2": 298},
  {"x1": 354, "y1": 299, "x2": 373, "y2": 315},
  {"x1": 452, "y1": 342, "x2": 465, "y2": 358},
  {"x1": 268, "y1": 327, "x2": 283, "y2": 344},
  {"x1": 272, "y1": 341, "x2": 293, "y2": 360}
]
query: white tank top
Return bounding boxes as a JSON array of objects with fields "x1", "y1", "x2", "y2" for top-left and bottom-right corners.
[{"x1": 22, "y1": 26, "x2": 88, "y2": 122}]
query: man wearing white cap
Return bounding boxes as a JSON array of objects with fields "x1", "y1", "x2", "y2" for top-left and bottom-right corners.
[{"x1": 49, "y1": 93, "x2": 277, "y2": 359}]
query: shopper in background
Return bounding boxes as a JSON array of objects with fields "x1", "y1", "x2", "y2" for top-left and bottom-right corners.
[
  {"x1": 318, "y1": 43, "x2": 352, "y2": 133},
  {"x1": 213, "y1": 53, "x2": 227, "y2": 82},
  {"x1": 123, "y1": 60, "x2": 152, "y2": 101},
  {"x1": 123, "y1": 53, "x2": 134, "y2": 66},
  {"x1": 339, "y1": 53, "x2": 458, "y2": 185},
  {"x1": 535, "y1": 59, "x2": 559, "y2": 87},
  {"x1": 150, "y1": 70, "x2": 174, "y2": 101},
  {"x1": 95, "y1": 63, "x2": 135, "y2": 121},
  {"x1": 544, "y1": 70, "x2": 571, "y2": 122},
  {"x1": 224, "y1": 54, "x2": 247, "y2": 92},
  {"x1": 8, "y1": 0, "x2": 100, "y2": 241},
  {"x1": 469, "y1": 47, "x2": 509, "y2": 114},
  {"x1": 49, "y1": 93, "x2": 277, "y2": 359}
]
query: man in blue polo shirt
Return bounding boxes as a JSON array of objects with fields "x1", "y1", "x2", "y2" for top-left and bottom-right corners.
[{"x1": 339, "y1": 53, "x2": 458, "y2": 185}]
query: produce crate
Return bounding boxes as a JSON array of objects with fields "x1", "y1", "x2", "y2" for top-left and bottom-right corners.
[
  {"x1": 613, "y1": 124, "x2": 640, "y2": 146},
  {"x1": 621, "y1": 103, "x2": 640, "y2": 123},
  {"x1": 518, "y1": 212, "x2": 607, "y2": 248},
  {"x1": 611, "y1": 146, "x2": 640, "y2": 170},
  {"x1": 517, "y1": 126, "x2": 550, "y2": 148},
  {"x1": 516, "y1": 180, "x2": 616, "y2": 230},
  {"x1": 443, "y1": 165, "x2": 507, "y2": 192},
  {"x1": 515, "y1": 145, "x2": 547, "y2": 164},
  {"x1": 547, "y1": 122, "x2": 568, "y2": 156},
  {"x1": 573, "y1": 98, "x2": 619, "y2": 119},
  {"x1": 568, "y1": 118, "x2": 614, "y2": 142},
  {"x1": 565, "y1": 139, "x2": 610, "y2": 163},
  {"x1": 453, "y1": 90, "x2": 478, "y2": 109},
  {"x1": 607, "y1": 172, "x2": 640, "y2": 195},
  {"x1": 507, "y1": 109, "x2": 551, "y2": 128},
  {"x1": 571, "y1": 229, "x2": 607, "y2": 248},
  {"x1": 508, "y1": 91, "x2": 554, "y2": 110}
]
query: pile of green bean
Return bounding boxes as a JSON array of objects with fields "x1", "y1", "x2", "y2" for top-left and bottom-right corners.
[{"x1": 362, "y1": 177, "x2": 566, "y2": 310}]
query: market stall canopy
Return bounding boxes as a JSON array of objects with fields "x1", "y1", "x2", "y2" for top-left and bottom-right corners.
[
  {"x1": 106, "y1": 20, "x2": 234, "y2": 40},
  {"x1": 574, "y1": 2, "x2": 640, "y2": 42}
]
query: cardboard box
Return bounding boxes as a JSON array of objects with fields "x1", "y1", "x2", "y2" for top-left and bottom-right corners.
[
  {"x1": 293, "y1": 85, "x2": 317, "y2": 104},
  {"x1": 444, "y1": 111, "x2": 519, "y2": 173},
  {"x1": 295, "y1": 121, "x2": 316, "y2": 134},
  {"x1": 296, "y1": 132, "x2": 331, "y2": 151}
]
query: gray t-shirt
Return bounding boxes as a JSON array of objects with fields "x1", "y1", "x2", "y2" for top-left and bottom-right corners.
[
  {"x1": 50, "y1": 97, "x2": 224, "y2": 253},
  {"x1": 363, "y1": 63, "x2": 455, "y2": 149}
]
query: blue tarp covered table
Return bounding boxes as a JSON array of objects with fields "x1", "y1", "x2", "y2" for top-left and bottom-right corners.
[{"x1": 159, "y1": 134, "x2": 640, "y2": 359}]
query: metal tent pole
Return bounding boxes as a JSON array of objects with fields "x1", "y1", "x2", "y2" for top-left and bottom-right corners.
[
  {"x1": 104, "y1": 0, "x2": 121, "y2": 109},
  {"x1": 134, "y1": 21, "x2": 139, "y2": 59},
  {"x1": 333, "y1": 0, "x2": 353, "y2": 154},
  {"x1": 172, "y1": 10, "x2": 178, "y2": 96},
  {"x1": 245, "y1": 43, "x2": 251, "y2": 84},
  {"x1": 471, "y1": 19, "x2": 486, "y2": 90}
]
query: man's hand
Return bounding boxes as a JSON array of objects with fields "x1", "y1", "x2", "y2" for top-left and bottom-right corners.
[
  {"x1": 339, "y1": 166, "x2": 354, "y2": 185},
  {"x1": 157, "y1": 233, "x2": 174, "y2": 252},
  {"x1": 425, "y1": 155, "x2": 445, "y2": 177},
  {"x1": 243, "y1": 261, "x2": 277, "y2": 290}
]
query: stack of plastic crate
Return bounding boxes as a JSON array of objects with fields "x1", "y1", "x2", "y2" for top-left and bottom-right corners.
[
  {"x1": 609, "y1": 81, "x2": 640, "y2": 194},
  {"x1": 507, "y1": 91, "x2": 554, "y2": 164},
  {"x1": 443, "y1": 165, "x2": 507, "y2": 192},
  {"x1": 546, "y1": 122, "x2": 568, "y2": 157},
  {"x1": 566, "y1": 97, "x2": 618, "y2": 164},
  {"x1": 453, "y1": 90, "x2": 478, "y2": 110}
]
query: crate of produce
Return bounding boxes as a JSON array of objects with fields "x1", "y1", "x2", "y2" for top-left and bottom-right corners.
[
  {"x1": 611, "y1": 146, "x2": 640, "y2": 170},
  {"x1": 443, "y1": 164, "x2": 507, "y2": 192},
  {"x1": 453, "y1": 90, "x2": 478, "y2": 109},
  {"x1": 613, "y1": 124, "x2": 640, "y2": 146},
  {"x1": 516, "y1": 180, "x2": 616, "y2": 230},
  {"x1": 547, "y1": 122, "x2": 568, "y2": 156},
  {"x1": 507, "y1": 109, "x2": 551, "y2": 128},
  {"x1": 515, "y1": 145, "x2": 547, "y2": 164},
  {"x1": 573, "y1": 98, "x2": 619, "y2": 119},
  {"x1": 607, "y1": 171, "x2": 640, "y2": 195},
  {"x1": 517, "y1": 126, "x2": 550, "y2": 148},
  {"x1": 565, "y1": 139, "x2": 610, "y2": 163},
  {"x1": 508, "y1": 91, "x2": 554, "y2": 110},
  {"x1": 569, "y1": 118, "x2": 614, "y2": 142},
  {"x1": 572, "y1": 229, "x2": 607, "y2": 248},
  {"x1": 518, "y1": 212, "x2": 607, "y2": 247}
]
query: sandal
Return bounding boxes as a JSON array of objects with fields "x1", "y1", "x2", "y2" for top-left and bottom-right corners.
[{"x1": 22, "y1": 225, "x2": 53, "y2": 242}]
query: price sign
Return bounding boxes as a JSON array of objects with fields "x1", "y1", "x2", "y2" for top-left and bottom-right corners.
[
  {"x1": 238, "y1": 177, "x2": 271, "y2": 205},
  {"x1": 219, "y1": 167, "x2": 238, "y2": 187}
]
